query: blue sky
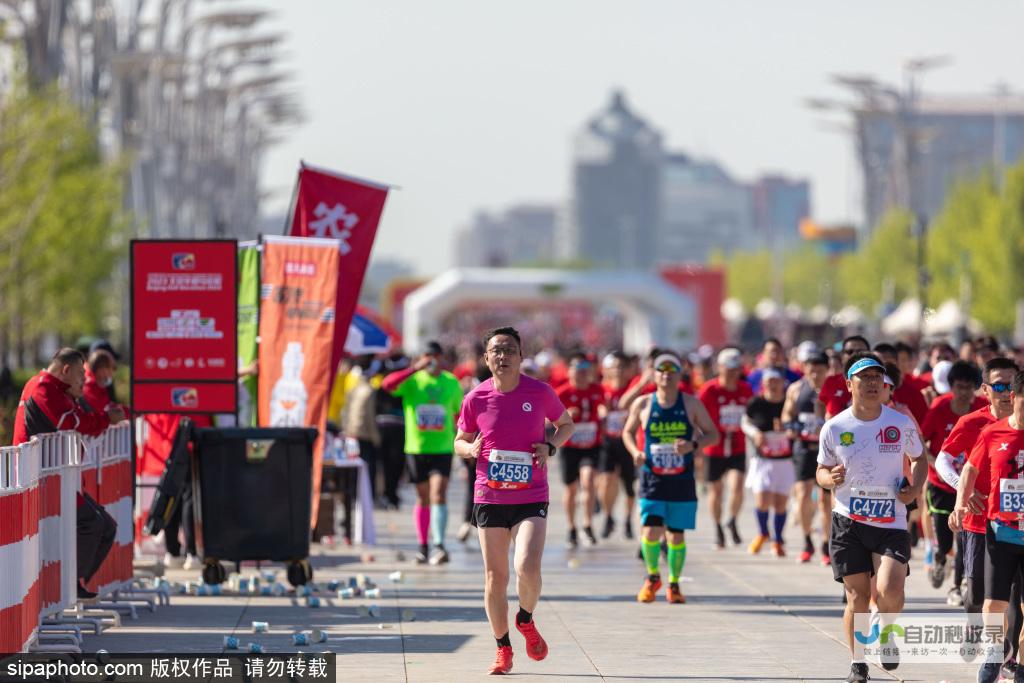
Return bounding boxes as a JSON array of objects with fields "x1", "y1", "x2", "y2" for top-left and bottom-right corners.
[{"x1": 261, "y1": 0, "x2": 1023, "y2": 274}]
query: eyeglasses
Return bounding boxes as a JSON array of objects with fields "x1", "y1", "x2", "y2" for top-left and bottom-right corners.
[
  {"x1": 655, "y1": 363, "x2": 681, "y2": 374},
  {"x1": 988, "y1": 382, "x2": 1013, "y2": 393},
  {"x1": 842, "y1": 347, "x2": 866, "y2": 355},
  {"x1": 487, "y1": 346, "x2": 519, "y2": 357}
]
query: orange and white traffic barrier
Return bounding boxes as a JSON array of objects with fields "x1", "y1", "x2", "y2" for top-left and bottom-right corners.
[{"x1": 0, "y1": 441, "x2": 41, "y2": 652}]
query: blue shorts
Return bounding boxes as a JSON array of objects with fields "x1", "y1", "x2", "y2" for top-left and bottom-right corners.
[{"x1": 639, "y1": 499, "x2": 697, "y2": 532}]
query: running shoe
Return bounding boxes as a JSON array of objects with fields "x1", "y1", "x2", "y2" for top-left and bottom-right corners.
[
  {"x1": 183, "y1": 553, "x2": 199, "y2": 570},
  {"x1": 428, "y1": 546, "x2": 450, "y2": 566},
  {"x1": 488, "y1": 646, "x2": 513, "y2": 675},
  {"x1": 637, "y1": 575, "x2": 661, "y2": 603},
  {"x1": 456, "y1": 522, "x2": 473, "y2": 543},
  {"x1": 845, "y1": 662, "x2": 868, "y2": 683},
  {"x1": 567, "y1": 528, "x2": 578, "y2": 549},
  {"x1": 515, "y1": 618, "x2": 548, "y2": 661},
  {"x1": 414, "y1": 545, "x2": 429, "y2": 564},
  {"x1": 821, "y1": 551, "x2": 831, "y2": 567},
  {"x1": 946, "y1": 586, "x2": 964, "y2": 607},
  {"x1": 582, "y1": 527, "x2": 598, "y2": 547},
  {"x1": 880, "y1": 644, "x2": 899, "y2": 671},
  {"x1": 928, "y1": 559, "x2": 946, "y2": 589},
  {"x1": 1002, "y1": 660, "x2": 1020, "y2": 681},
  {"x1": 666, "y1": 583, "x2": 686, "y2": 604},
  {"x1": 977, "y1": 661, "x2": 1000, "y2": 683},
  {"x1": 748, "y1": 534, "x2": 768, "y2": 555},
  {"x1": 623, "y1": 518, "x2": 634, "y2": 540},
  {"x1": 715, "y1": 524, "x2": 726, "y2": 550},
  {"x1": 771, "y1": 541, "x2": 785, "y2": 558},
  {"x1": 601, "y1": 516, "x2": 615, "y2": 539},
  {"x1": 798, "y1": 549, "x2": 812, "y2": 563},
  {"x1": 727, "y1": 518, "x2": 742, "y2": 545}
]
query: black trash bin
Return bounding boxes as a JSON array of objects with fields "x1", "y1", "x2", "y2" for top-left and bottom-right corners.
[{"x1": 191, "y1": 427, "x2": 318, "y2": 586}]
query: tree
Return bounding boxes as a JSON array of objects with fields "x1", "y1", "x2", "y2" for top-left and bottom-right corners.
[{"x1": 837, "y1": 209, "x2": 917, "y2": 314}]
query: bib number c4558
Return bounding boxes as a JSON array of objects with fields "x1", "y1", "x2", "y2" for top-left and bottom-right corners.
[
  {"x1": 486, "y1": 450, "x2": 533, "y2": 490},
  {"x1": 849, "y1": 486, "x2": 896, "y2": 524}
]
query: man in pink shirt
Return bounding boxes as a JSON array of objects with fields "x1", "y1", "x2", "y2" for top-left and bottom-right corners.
[{"x1": 455, "y1": 327, "x2": 574, "y2": 675}]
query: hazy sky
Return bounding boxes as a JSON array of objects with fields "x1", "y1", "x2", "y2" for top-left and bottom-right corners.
[{"x1": 261, "y1": 1, "x2": 1023, "y2": 275}]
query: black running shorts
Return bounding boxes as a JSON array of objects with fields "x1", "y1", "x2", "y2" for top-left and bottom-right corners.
[
  {"x1": 472, "y1": 502, "x2": 549, "y2": 529},
  {"x1": 829, "y1": 512, "x2": 911, "y2": 583}
]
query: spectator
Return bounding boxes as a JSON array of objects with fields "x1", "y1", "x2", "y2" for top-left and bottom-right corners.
[
  {"x1": 81, "y1": 349, "x2": 117, "y2": 414},
  {"x1": 14, "y1": 348, "x2": 126, "y2": 599},
  {"x1": 342, "y1": 356, "x2": 381, "y2": 501},
  {"x1": 88, "y1": 339, "x2": 121, "y2": 403}
]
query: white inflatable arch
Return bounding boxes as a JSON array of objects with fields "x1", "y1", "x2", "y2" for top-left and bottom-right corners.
[{"x1": 402, "y1": 268, "x2": 698, "y2": 354}]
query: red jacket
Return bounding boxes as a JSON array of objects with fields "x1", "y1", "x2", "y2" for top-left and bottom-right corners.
[
  {"x1": 81, "y1": 368, "x2": 112, "y2": 414},
  {"x1": 14, "y1": 371, "x2": 110, "y2": 446}
]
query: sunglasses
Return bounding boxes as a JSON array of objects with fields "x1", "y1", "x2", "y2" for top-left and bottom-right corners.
[
  {"x1": 656, "y1": 363, "x2": 681, "y2": 373},
  {"x1": 987, "y1": 382, "x2": 1013, "y2": 393}
]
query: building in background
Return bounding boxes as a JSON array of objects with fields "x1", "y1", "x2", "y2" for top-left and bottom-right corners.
[
  {"x1": 856, "y1": 95, "x2": 1024, "y2": 230},
  {"x1": 658, "y1": 153, "x2": 758, "y2": 264},
  {"x1": 750, "y1": 175, "x2": 812, "y2": 250},
  {"x1": 571, "y1": 91, "x2": 663, "y2": 269},
  {"x1": 453, "y1": 204, "x2": 560, "y2": 267}
]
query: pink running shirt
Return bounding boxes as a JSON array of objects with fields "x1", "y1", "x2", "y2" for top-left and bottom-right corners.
[{"x1": 458, "y1": 375, "x2": 566, "y2": 504}]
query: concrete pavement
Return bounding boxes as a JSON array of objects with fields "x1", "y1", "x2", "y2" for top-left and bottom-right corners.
[{"x1": 86, "y1": 466, "x2": 979, "y2": 682}]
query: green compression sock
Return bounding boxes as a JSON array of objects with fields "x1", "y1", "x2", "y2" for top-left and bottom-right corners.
[
  {"x1": 641, "y1": 538, "x2": 662, "y2": 576},
  {"x1": 667, "y1": 541, "x2": 687, "y2": 583}
]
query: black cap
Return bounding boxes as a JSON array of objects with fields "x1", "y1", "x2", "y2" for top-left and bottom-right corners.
[
  {"x1": 424, "y1": 340, "x2": 444, "y2": 356},
  {"x1": 89, "y1": 339, "x2": 120, "y2": 361}
]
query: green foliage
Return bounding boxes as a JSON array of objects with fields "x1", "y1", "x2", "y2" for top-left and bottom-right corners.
[
  {"x1": 837, "y1": 209, "x2": 917, "y2": 313},
  {"x1": 722, "y1": 249, "x2": 772, "y2": 309},
  {"x1": 0, "y1": 78, "x2": 128, "y2": 363}
]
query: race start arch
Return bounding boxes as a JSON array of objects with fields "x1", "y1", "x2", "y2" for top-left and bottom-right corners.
[{"x1": 402, "y1": 268, "x2": 698, "y2": 354}]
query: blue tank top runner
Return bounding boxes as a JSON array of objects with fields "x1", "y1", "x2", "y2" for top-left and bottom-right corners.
[{"x1": 640, "y1": 393, "x2": 697, "y2": 502}]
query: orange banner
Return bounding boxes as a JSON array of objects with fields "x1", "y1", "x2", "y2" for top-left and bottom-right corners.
[{"x1": 257, "y1": 235, "x2": 339, "y2": 526}]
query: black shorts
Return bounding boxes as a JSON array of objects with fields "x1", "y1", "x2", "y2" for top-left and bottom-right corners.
[
  {"x1": 599, "y1": 438, "x2": 637, "y2": 491},
  {"x1": 560, "y1": 447, "x2": 600, "y2": 485},
  {"x1": 829, "y1": 512, "x2": 911, "y2": 583},
  {"x1": 792, "y1": 444, "x2": 819, "y2": 482},
  {"x1": 707, "y1": 454, "x2": 746, "y2": 483},
  {"x1": 472, "y1": 502, "x2": 549, "y2": 529},
  {"x1": 406, "y1": 452, "x2": 453, "y2": 484},
  {"x1": 926, "y1": 484, "x2": 957, "y2": 516},
  {"x1": 984, "y1": 523, "x2": 1024, "y2": 602},
  {"x1": 963, "y1": 529, "x2": 985, "y2": 581}
]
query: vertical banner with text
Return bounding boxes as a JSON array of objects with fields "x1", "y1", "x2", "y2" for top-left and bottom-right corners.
[
  {"x1": 287, "y1": 163, "x2": 389, "y2": 374},
  {"x1": 237, "y1": 243, "x2": 261, "y2": 426},
  {"x1": 131, "y1": 240, "x2": 238, "y2": 413},
  {"x1": 257, "y1": 235, "x2": 340, "y2": 525}
]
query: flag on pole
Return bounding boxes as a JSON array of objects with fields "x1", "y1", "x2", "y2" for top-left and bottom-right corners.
[{"x1": 286, "y1": 162, "x2": 391, "y2": 374}]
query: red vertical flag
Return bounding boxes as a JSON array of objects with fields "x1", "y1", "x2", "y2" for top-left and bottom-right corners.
[{"x1": 287, "y1": 163, "x2": 390, "y2": 372}]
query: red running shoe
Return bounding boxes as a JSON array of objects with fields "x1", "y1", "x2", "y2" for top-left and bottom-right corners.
[
  {"x1": 798, "y1": 549, "x2": 812, "y2": 563},
  {"x1": 516, "y1": 619, "x2": 549, "y2": 661},
  {"x1": 489, "y1": 646, "x2": 513, "y2": 675}
]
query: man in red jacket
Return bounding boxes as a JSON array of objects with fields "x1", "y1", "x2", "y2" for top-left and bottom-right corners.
[{"x1": 14, "y1": 348, "x2": 126, "y2": 598}]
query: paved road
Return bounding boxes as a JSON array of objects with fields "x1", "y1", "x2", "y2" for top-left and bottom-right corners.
[{"x1": 88, "y1": 468, "x2": 978, "y2": 682}]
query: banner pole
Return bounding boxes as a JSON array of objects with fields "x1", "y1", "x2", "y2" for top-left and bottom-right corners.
[{"x1": 281, "y1": 166, "x2": 302, "y2": 235}]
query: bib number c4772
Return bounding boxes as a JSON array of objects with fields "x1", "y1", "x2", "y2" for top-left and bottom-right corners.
[
  {"x1": 569, "y1": 421, "x2": 599, "y2": 448},
  {"x1": 849, "y1": 486, "x2": 896, "y2": 524},
  {"x1": 486, "y1": 450, "x2": 533, "y2": 490},
  {"x1": 1000, "y1": 479, "x2": 1024, "y2": 514},
  {"x1": 415, "y1": 404, "x2": 447, "y2": 431},
  {"x1": 720, "y1": 404, "x2": 744, "y2": 431},
  {"x1": 648, "y1": 442, "x2": 686, "y2": 476}
]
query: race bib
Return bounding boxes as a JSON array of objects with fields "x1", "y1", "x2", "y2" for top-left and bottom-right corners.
[
  {"x1": 486, "y1": 450, "x2": 533, "y2": 490},
  {"x1": 798, "y1": 412, "x2": 821, "y2": 441},
  {"x1": 761, "y1": 431, "x2": 792, "y2": 458},
  {"x1": 569, "y1": 421, "x2": 599, "y2": 448},
  {"x1": 849, "y1": 486, "x2": 896, "y2": 524},
  {"x1": 605, "y1": 410, "x2": 627, "y2": 437},
  {"x1": 720, "y1": 404, "x2": 744, "y2": 431},
  {"x1": 1000, "y1": 479, "x2": 1024, "y2": 514},
  {"x1": 415, "y1": 403, "x2": 447, "y2": 431},
  {"x1": 649, "y1": 442, "x2": 686, "y2": 476}
]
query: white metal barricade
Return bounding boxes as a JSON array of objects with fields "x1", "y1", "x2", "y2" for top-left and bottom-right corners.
[{"x1": 0, "y1": 441, "x2": 41, "y2": 652}]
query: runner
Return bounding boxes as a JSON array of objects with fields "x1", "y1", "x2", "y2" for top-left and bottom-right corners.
[
  {"x1": 598, "y1": 351, "x2": 638, "y2": 540},
  {"x1": 621, "y1": 351, "x2": 719, "y2": 604},
  {"x1": 742, "y1": 368, "x2": 794, "y2": 557},
  {"x1": 918, "y1": 361, "x2": 985, "y2": 595},
  {"x1": 747, "y1": 338, "x2": 801, "y2": 394},
  {"x1": 454, "y1": 327, "x2": 574, "y2": 675},
  {"x1": 555, "y1": 351, "x2": 606, "y2": 548},
  {"x1": 943, "y1": 358, "x2": 1022, "y2": 681},
  {"x1": 782, "y1": 350, "x2": 829, "y2": 563},
  {"x1": 382, "y1": 341, "x2": 464, "y2": 565},
  {"x1": 954, "y1": 369, "x2": 1024, "y2": 683},
  {"x1": 817, "y1": 353, "x2": 926, "y2": 683},
  {"x1": 698, "y1": 347, "x2": 753, "y2": 549}
]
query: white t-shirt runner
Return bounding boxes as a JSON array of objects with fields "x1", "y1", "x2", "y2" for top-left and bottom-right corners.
[{"x1": 818, "y1": 404, "x2": 924, "y2": 530}]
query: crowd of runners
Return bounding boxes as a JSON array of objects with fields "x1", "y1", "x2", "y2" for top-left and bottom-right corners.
[{"x1": 341, "y1": 329, "x2": 1024, "y2": 680}]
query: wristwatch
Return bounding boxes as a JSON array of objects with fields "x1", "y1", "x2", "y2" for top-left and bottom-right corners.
[
  {"x1": 689, "y1": 439, "x2": 699, "y2": 452},
  {"x1": 544, "y1": 441, "x2": 557, "y2": 456}
]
